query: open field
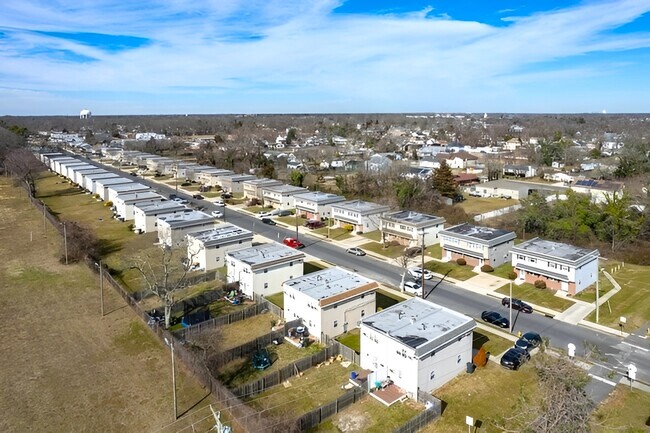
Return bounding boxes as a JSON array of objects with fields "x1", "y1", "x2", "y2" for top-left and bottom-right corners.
[
  {"x1": 0, "y1": 178, "x2": 220, "y2": 432},
  {"x1": 359, "y1": 241, "x2": 406, "y2": 258},
  {"x1": 591, "y1": 385, "x2": 650, "y2": 432},
  {"x1": 496, "y1": 283, "x2": 575, "y2": 312},
  {"x1": 583, "y1": 263, "x2": 650, "y2": 331},
  {"x1": 424, "y1": 260, "x2": 477, "y2": 281},
  {"x1": 457, "y1": 197, "x2": 518, "y2": 216}
]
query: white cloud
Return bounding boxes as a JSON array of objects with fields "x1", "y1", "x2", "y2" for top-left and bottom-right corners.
[{"x1": 1, "y1": 0, "x2": 649, "y2": 114}]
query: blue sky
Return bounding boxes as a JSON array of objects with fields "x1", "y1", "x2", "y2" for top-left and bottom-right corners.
[{"x1": 1, "y1": 0, "x2": 649, "y2": 115}]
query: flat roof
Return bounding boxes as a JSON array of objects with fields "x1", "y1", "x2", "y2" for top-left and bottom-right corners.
[
  {"x1": 219, "y1": 174, "x2": 257, "y2": 182},
  {"x1": 84, "y1": 172, "x2": 118, "y2": 180},
  {"x1": 227, "y1": 242, "x2": 304, "y2": 267},
  {"x1": 108, "y1": 183, "x2": 149, "y2": 192},
  {"x1": 263, "y1": 184, "x2": 308, "y2": 195},
  {"x1": 115, "y1": 191, "x2": 162, "y2": 203},
  {"x1": 243, "y1": 178, "x2": 283, "y2": 187},
  {"x1": 96, "y1": 178, "x2": 134, "y2": 187},
  {"x1": 188, "y1": 224, "x2": 253, "y2": 247},
  {"x1": 382, "y1": 210, "x2": 445, "y2": 226},
  {"x1": 476, "y1": 179, "x2": 567, "y2": 195},
  {"x1": 135, "y1": 201, "x2": 189, "y2": 215},
  {"x1": 159, "y1": 211, "x2": 215, "y2": 228},
  {"x1": 332, "y1": 200, "x2": 390, "y2": 214},
  {"x1": 362, "y1": 297, "x2": 476, "y2": 357},
  {"x1": 440, "y1": 223, "x2": 515, "y2": 242},
  {"x1": 293, "y1": 191, "x2": 346, "y2": 204},
  {"x1": 512, "y1": 237, "x2": 599, "y2": 263},
  {"x1": 284, "y1": 267, "x2": 377, "y2": 306}
]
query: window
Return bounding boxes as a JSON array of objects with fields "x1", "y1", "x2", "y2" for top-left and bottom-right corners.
[
  {"x1": 361, "y1": 309, "x2": 365, "y2": 317},
  {"x1": 430, "y1": 371, "x2": 435, "y2": 380},
  {"x1": 457, "y1": 354, "x2": 462, "y2": 364},
  {"x1": 264, "y1": 283, "x2": 268, "y2": 289},
  {"x1": 333, "y1": 320, "x2": 338, "y2": 328}
]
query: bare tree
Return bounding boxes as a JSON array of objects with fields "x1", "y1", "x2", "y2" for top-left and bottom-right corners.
[
  {"x1": 61, "y1": 220, "x2": 101, "y2": 263},
  {"x1": 131, "y1": 246, "x2": 200, "y2": 328},
  {"x1": 394, "y1": 250, "x2": 413, "y2": 291},
  {"x1": 4, "y1": 148, "x2": 44, "y2": 197}
]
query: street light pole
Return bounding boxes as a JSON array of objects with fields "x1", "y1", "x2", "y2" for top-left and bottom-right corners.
[
  {"x1": 63, "y1": 222, "x2": 68, "y2": 265},
  {"x1": 509, "y1": 280, "x2": 513, "y2": 334},
  {"x1": 596, "y1": 268, "x2": 600, "y2": 323},
  {"x1": 420, "y1": 230, "x2": 426, "y2": 293},
  {"x1": 295, "y1": 208, "x2": 299, "y2": 240},
  {"x1": 99, "y1": 260, "x2": 104, "y2": 317}
]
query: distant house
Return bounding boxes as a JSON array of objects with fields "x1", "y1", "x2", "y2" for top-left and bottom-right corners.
[
  {"x1": 380, "y1": 210, "x2": 446, "y2": 248},
  {"x1": 502, "y1": 138, "x2": 522, "y2": 151},
  {"x1": 186, "y1": 224, "x2": 253, "y2": 272},
  {"x1": 571, "y1": 179, "x2": 624, "y2": 204},
  {"x1": 503, "y1": 165, "x2": 537, "y2": 178},
  {"x1": 331, "y1": 200, "x2": 391, "y2": 234},
  {"x1": 227, "y1": 243, "x2": 305, "y2": 299},
  {"x1": 439, "y1": 223, "x2": 516, "y2": 269},
  {"x1": 511, "y1": 238, "x2": 599, "y2": 295},
  {"x1": 219, "y1": 174, "x2": 258, "y2": 194},
  {"x1": 262, "y1": 184, "x2": 308, "y2": 210},
  {"x1": 454, "y1": 173, "x2": 479, "y2": 185},
  {"x1": 544, "y1": 171, "x2": 574, "y2": 184},
  {"x1": 242, "y1": 178, "x2": 283, "y2": 201},
  {"x1": 284, "y1": 267, "x2": 378, "y2": 341},
  {"x1": 79, "y1": 109, "x2": 92, "y2": 119},
  {"x1": 360, "y1": 297, "x2": 476, "y2": 398}
]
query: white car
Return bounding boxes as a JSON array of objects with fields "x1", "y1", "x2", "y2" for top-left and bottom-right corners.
[
  {"x1": 172, "y1": 197, "x2": 188, "y2": 204},
  {"x1": 403, "y1": 281, "x2": 423, "y2": 296},
  {"x1": 408, "y1": 267, "x2": 433, "y2": 280},
  {"x1": 214, "y1": 199, "x2": 225, "y2": 207},
  {"x1": 257, "y1": 211, "x2": 273, "y2": 219},
  {"x1": 211, "y1": 210, "x2": 224, "y2": 218}
]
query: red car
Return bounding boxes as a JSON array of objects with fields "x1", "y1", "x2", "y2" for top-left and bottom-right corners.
[{"x1": 283, "y1": 237, "x2": 305, "y2": 249}]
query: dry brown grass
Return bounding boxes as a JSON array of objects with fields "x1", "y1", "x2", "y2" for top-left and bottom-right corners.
[{"x1": 0, "y1": 179, "x2": 223, "y2": 432}]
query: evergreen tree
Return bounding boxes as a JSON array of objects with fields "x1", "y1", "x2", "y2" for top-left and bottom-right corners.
[{"x1": 430, "y1": 161, "x2": 458, "y2": 198}]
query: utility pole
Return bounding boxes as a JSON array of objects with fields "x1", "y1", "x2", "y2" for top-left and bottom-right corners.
[
  {"x1": 509, "y1": 280, "x2": 513, "y2": 334},
  {"x1": 164, "y1": 338, "x2": 178, "y2": 420},
  {"x1": 420, "y1": 230, "x2": 426, "y2": 293},
  {"x1": 99, "y1": 260, "x2": 104, "y2": 317},
  {"x1": 63, "y1": 222, "x2": 68, "y2": 265},
  {"x1": 295, "y1": 208, "x2": 299, "y2": 240},
  {"x1": 596, "y1": 268, "x2": 600, "y2": 323}
]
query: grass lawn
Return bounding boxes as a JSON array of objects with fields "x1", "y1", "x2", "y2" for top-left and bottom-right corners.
[
  {"x1": 420, "y1": 362, "x2": 539, "y2": 433},
  {"x1": 495, "y1": 283, "x2": 574, "y2": 312},
  {"x1": 591, "y1": 385, "x2": 650, "y2": 432},
  {"x1": 376, "y1": 289, "x2": 404, "y2": 311},
  {"x1": 245, "y1": 360, "x2": 360, "y2": 415},
  {"x1": 424, "y1": 261, "x2": 477, "y2": 281},
  {"x1": 473, "y1": 329, "x2": 514, "y2": 357},
  {"x1": 313, "y1": 396, "x2": 423, "y2": 433},
  {"x1": 359, "y1": 241, "x2": 406, "y2": 259},
  {"x1": 243, "y1": 205, "x2": 267, "y2": 214},
  {"x1": 359, "y1": 231, "x2": 381, "y2": 242},
  {"x1": 335, "y1": 329, "x2": 361, "y2": 353},
  {"x1": 188, "y1": 312, "x2": 281, "y2": 351},
  {"x1": 425, "y1": 243, "x2": 442, "y2": 259},
  {"x1": 492, "y1": 263, "x2": 516, "y2": 280},
  {"x1": 304, "y1": 261, "x2": 327, "y2": 274},
  {"x1": 265, "y1": 292, "x2": 284, "y2": 310},
  {"x1": 276, "y1": 215, "x2": 299, "y2": 227},
  {"x1": 312, "y1": 226, "x2": 352, "y2": 240},
  {"x1": 457, "y1": 197, "x2": 518, "y2": 216},
  {"x1": 573, "y1": 271, "x2": 615, "y2": 304},
  {"x1": 217, "y1": 342, "x2": 324, "y2": 388},
  {"x1": 583, "y1": 263, "x2": 650, "y2": 331}
]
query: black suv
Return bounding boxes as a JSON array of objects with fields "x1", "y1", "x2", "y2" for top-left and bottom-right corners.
[
  {"x1": 481, "y1": 311, "x2": 510, "y2": 328},
  {"x1": 500, "y1": 347, "x2": 531, "y2": 370},
  {"x1": 501, "y1": 297, "x2": 533, "y2": 314}
]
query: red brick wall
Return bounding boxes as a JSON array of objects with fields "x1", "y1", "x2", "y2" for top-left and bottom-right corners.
[{"x1": 449, "y1": 251, "x2": 480, "y2": 267}]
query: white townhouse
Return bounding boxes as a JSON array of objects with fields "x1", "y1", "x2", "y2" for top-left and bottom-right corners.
[
  {"x1": 58, "y1": 160, "x2": 89, "y2": 178},
  {"x1": 194, "y1": 167, "x2": 226, "y2": 184},
  {"x1": 73, "y1": 168, "x2": 106, "y2": 187},
  {"x1": 186, "y1": 224, "x2": 254, "y2": 272},
  {"x1": 219, "y1": 174, "x2": 258, "y2": 194},
  {"x1": 156, "y1": 211, "x2": 217, "y2": 248},
  {"x1": 95, "y1": 177, "x2": 134, "y2": 201},
  {"x1": 39, "y1": 152, "x2": 64, "y2": 164},
  {"x1": 226, "y1": 243, "x2": 305, "y2": 299},
  {"x1": 439, "y1": 223, "x2": 516, "y2": 269},
  {"x1": 262, "y1": 184, "x2": 308, "y2": 210},
  {"x1": 293, "y1": 191, "x2": 346, "y2": 221},
  {"x1": 202, "y1": 169, "x2": 236, "y2": 187},
  {"x1": 380, "y1": 210, "x2": 446, "y2": 248},
  {"x1": 243, "y1": 178, "x2": 283, "y2": 201},
  {"x1": 283, "y1": 268, "x2": 378, "y2": 341},
  {"x1": 51, "y1": 157, "x2": 80, "y2": 174},
  {"x1": 146, "y1": 156, "x2": 175, "y2": 174},
  {"x1": 133, "y1": 201, "x2": 192, "y2": 234},
  {"x1": 360, "y1": 297, "x2": 476, "y2": 398},
  {"x1": 331, "y1": 200, "x2": 391, "y2": 234},
  {"x1": 84, "y1": 173, "x2": 120, "y2": 195},
  {"x1": 112, "y1": 191, "x2": 164, "y2": 221},
  {"x1": 65, "y1": 164, "x2": 94, "y2": 183},
  {"x1": 511, "y1": 238, "x2": 599, "y2": 295},
  {"x1": 107, "y1": 182, "x2": 151, "y2": 204}
]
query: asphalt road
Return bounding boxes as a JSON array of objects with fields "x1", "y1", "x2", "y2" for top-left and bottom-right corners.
[{"x1": 84, "y1": 156, "x2": 650, "y2": 387}]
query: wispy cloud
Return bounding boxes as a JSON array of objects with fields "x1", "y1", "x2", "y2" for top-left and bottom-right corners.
[{"x1": 1, "y1": 0, "x2": 649, "y2": 114}]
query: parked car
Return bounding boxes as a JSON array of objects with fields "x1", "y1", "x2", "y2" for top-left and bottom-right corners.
[
  {"x1": 403, "y1": 281, "x2": 423, "y2": 296},
  {"x1": 214, "y1": 199, "x2": 225, "y2": 206},
  {"x1": 404, "y1": 246, "x2": 423, "y2": 257},
  {"x1": 261, "y1": 218, "x2": 276, "y2": 225},
  {"x1": 515, "y1": 332, "x2": 543, "y2": 352},
  {"x1": 346, "y1": 247, "x2": 366, "y2": 256},
  {"x1": 172, "y1": 197, "x2": 188, "y2": 204},
  {"x1": 501, "y1": 297, "x2": 533, "y2": 314},
  {"x1": 304, "y1": 220, "x2": 325, "y2": 229},
  {"x1": 408, "y1": 267, "x2": 433, "y2": 280},
  {"x1": 221, "y1": 192, "x2": 233, "y2": 199},
  {"x1": 257, "y1": 211, "x2": 274, "y2": 218},
  {"x1": 192, "y1": 194, "x2": 204, "y2": 199},
  {"x1": 481, "y1": 311, "x2": 510, "y2": 328},
  {"x1": 211, "y1": 210, "x2": 224, "y2": 218},
  {"x1": 500, "y1": 347, "x2": 531, "y2": 370},
  {"x1": 283, "y1": 237, "x2": 305, "y2": 249}
]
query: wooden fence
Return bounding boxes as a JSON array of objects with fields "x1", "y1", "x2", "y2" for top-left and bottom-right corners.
[{"x1": 297, "y1": 386, "x2": 366, "y2": 431}]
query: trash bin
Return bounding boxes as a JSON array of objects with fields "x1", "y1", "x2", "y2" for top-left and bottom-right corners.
[{"x1": 466, "y1": 362, "x2": 476, "y2": 374}]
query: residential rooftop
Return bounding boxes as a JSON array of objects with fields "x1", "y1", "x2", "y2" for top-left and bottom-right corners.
[
  {"x1": 333, "y1": 200, "x2": 390, "y2": 214},
  {"x1": 294, "y1": 191, "x2": 346, "y2": 204},
  {"x1": 382, "y1": 210, "x2": 445, "y2": 226},
  {"x1": 263, "y1": 184, "x2": 308, "y2": 195},
  {"x1": 284, "y1": 267, "x2": 377, "y2": 306},
  {"x1": 135, "y1": 201, "x2": 189, "y2": 215},
  {"x1": 159, "y1": 211, "x2": 215, "y2": 228},
  {"x1": 440, "y1": 223, "x2": 515, "y2": 242},
  {"x1": 243, "y1": 178, "x2": 283, "y2": 186},
  {"x1": 115, "y1": 191, "x2": 162, "y2": 203},
  {"x1": 95, "y1": 177, "x2": 134, "y2": 186},
  {"x1": 84, "y1": 172, "x2": 119, "y2": 181},
  {"x1": 227, "y1": 242, "x2": 304, "y2": 267},
  {"x1": 513, "y1": 237, "x2": 599, "y2": 262},
  {"x1": 362, "y1": 297, "x2": 476, "y2": 357},
  {"x1": 108, "y1": 183, "x2": 150, "y2": 193},
  {"x1": 188, "y1": 224, "x2": 253, "y2": 247}
]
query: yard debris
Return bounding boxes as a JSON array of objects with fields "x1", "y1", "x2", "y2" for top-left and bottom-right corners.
[
  {"x1": 341, "y1": 361, "x2": 352, "y2": 368},
  {"x1": 282, "y1": 380, "x2": 292, "y2": 388}
]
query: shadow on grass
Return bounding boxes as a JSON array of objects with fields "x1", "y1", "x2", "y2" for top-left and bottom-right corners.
[
  {"x1": 98, "y1": 238, "x2": 123, "y2": 256},
  {"x1": 178, "y1": 391, "x2": 212, "y2": 419}
]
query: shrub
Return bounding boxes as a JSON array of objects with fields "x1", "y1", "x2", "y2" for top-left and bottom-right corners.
[
  {"x1": 534, "y1": 280, "x2": 547, "y2": 289},
  {"x1": 456, "y1": 258, "x2": 467, "y2": 266},
  {"x1": 93, "y1": 193, "x2": 100, "y2": 199},
  {"x1": 481, "y1": 264, "x2": 494, "y2": 273},
  {"x1": 104, "y1": 200, "x2": 113, "y2": 207},
  {"x1": 181, "y1": 182, "x2": 192, "y2": 187},
  {"x1": 507, "y1": 271, "x2": 517, "y2": 280},
  {"x1": 343, "y1": 224, "x2": 354, "y2": 232}
]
